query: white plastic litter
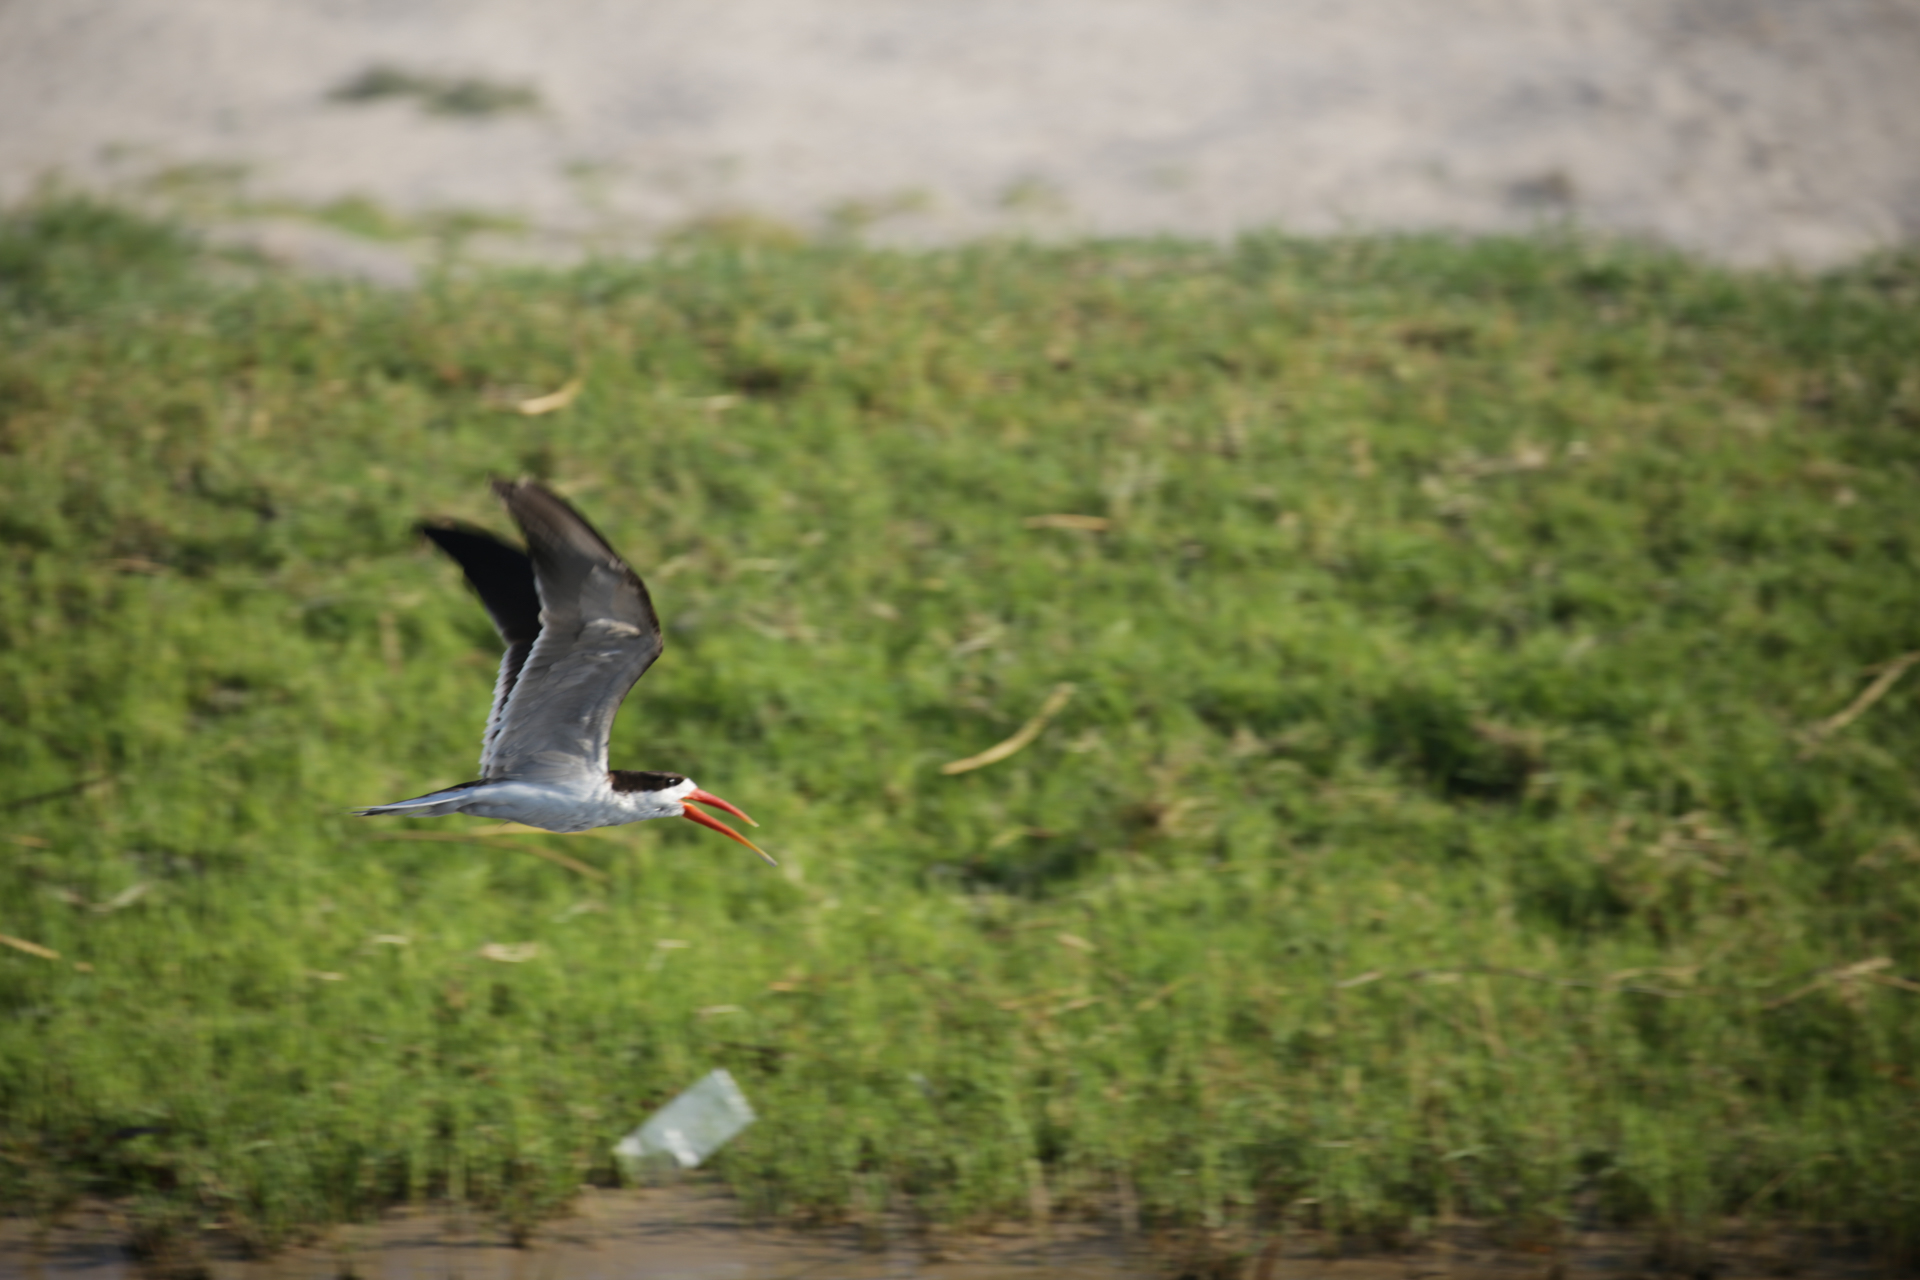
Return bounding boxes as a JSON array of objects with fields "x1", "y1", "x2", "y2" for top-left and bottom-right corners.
[{"x1": 613, "y1": 1068, "x2": 758, "y2": 1174}]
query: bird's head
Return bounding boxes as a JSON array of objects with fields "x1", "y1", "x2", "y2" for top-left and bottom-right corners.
[{"x1": 611, "y1": 771, "x2": 772, "y2": 864}]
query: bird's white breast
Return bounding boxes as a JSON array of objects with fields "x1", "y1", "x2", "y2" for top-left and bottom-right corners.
[{"x1": 455, "y1": 776, "x2": 691, "y2": 833}]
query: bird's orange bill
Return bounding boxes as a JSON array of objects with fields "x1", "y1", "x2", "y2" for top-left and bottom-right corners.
[
  {"x1": 686, "y1": 788, "x2": 758, "y2": 827},
  {"x1": 682, "y1": 800, "x2": 776, "y2": 865}
]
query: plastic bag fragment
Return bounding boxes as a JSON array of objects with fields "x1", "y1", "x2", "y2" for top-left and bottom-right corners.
[{"x1": 612, "y1": 1068, "x2": 758, "y2": 1173}]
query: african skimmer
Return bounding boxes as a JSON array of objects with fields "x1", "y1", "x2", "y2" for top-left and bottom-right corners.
[{"x1": 356, "y1": 480, "x2": 770, "y2": 863}]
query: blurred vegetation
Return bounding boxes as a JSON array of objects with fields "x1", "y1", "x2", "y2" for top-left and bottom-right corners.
[
  {"x1": 1, "y1": 197, "x2": 1917, "y2": 1265},
  {"x1": 327, "y1": 65, "x2": 542, "y2": 118}
]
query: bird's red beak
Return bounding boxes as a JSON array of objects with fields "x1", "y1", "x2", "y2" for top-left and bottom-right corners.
[{"x1": 681, "y1": 789, "x2": 775, "y2": 865}]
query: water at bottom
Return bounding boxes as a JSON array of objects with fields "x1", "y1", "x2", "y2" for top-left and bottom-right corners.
[{"x1": 0, "y1": 1184, "x2": 1144, "y2": 1280}]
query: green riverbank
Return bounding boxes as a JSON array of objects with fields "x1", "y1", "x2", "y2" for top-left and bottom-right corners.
[{"x1": 1, "y1": 200, "x2": 1916, "y2": 1264}]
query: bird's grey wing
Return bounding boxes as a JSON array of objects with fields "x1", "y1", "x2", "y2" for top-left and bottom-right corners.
[
  {"x1": 420, "y1": 522, "x2": 542, "y2": 774},
  {"x1": 482, "y1": 481, "x2": 664, "y2": 784}
]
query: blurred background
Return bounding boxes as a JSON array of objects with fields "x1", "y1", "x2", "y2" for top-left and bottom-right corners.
[{"x1": 4, "y1": 0, "x2": 1919, "y2": 284}]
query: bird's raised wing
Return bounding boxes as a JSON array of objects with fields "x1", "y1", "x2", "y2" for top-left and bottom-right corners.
[
  {"x1": 419, "y1": 521, "x2": 542, "y2": 775},
  {"x1": 482, "y1": 480, "x2": 664, "y2": 783}
]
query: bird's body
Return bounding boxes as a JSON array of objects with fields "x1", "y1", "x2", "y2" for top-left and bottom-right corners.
[
  {"x1": 359, "y1": 771, "x2": 698, "y2": 834},
  {"x1": 356, "y1": 481, "x2": 768, "y2": 861}
]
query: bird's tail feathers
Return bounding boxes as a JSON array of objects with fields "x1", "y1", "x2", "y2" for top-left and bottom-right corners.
[{"x1": 353, "y1": 781, "x2": 486, "y2": 819}]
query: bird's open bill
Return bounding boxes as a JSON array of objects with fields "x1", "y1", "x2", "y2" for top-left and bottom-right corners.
[{"x1": 682, "y1": 790, "x2": 776, "y2": 865}]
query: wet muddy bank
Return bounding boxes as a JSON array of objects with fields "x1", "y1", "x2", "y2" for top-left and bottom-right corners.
[{"x1": 0, "y1": 1186, "x2": 1896, "y2": 1280}]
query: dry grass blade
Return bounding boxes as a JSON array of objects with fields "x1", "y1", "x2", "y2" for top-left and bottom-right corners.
[
  {"x1": 1762, "y1": 979, "x2": 1828, "y2": 1011},
  {"x1": 940, "y1": 683, "x2": 1078, "y2": 775},
  {"x1": 515, "y1": 377, "x2": 583, "y2": 416},
  {"x1": 1134, "y1": 975, "x2": 1192, "y2": 1012},
  {"x1": 485, "y1": 842, "x2": 608, "y2": 883},
  {"x1": 1736, "y1": 1154, "x2": 1836, "y2": 1218},
  {"x1": 1800, "y1": 651, "x2": 1920, "y2": 756},
  {"x1": 1763, "y1": 957, "x2": 1895, "y2": 1009},
  {"x1": 1486, "y1": 964, "x2": 1688, "y2": 997},
  {"x1": 1353, "y1": 965, "x2": 1690, "y2": 998},
  {"x1": 0, "y1": 933, "x2": 59, "y2": 960},
  {"x1": 1869, "y1": 972, "x2": 1920, "y2": 993},
  {"x1": 90, "y1": 882, "x2": 149, "y2": 913},
  {"x1": 369, "y1": 830, "x2": 609, "y2": 882},
  {"x1": 1024, "y1": 514, "x2": 1111, "y2": 532}
]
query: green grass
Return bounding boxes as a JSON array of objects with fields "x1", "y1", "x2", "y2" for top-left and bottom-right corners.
[{"x1": 2, "y1": 197, "x2": 1917, "y2": 1263}]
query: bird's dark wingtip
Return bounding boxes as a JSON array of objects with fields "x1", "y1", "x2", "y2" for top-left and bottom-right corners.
[
  {"x1": 416, "y1": 518, "x2": 541, "y2": 643},
  {"x1": 417, "y1": 517, "x2": 470, "y2": 542},
  {"x1": 418, "y1": 519, "x2": 522, "y2": 556}
]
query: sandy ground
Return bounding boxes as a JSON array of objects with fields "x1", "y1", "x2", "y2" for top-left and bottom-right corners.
[{"x1": 3, "y1": 0, "x2": 1919, "y2": 282}]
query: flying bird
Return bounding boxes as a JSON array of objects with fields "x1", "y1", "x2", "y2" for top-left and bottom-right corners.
[{"x1": 356, "y1": 480, "x2": 770, "y2": 863}]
